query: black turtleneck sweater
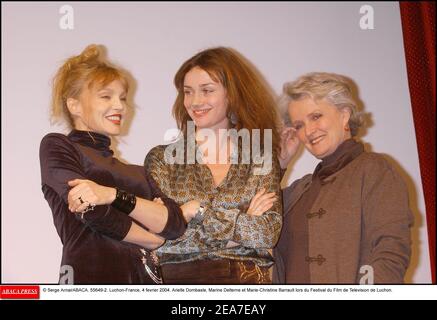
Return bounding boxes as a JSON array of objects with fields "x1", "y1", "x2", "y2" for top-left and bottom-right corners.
[{"x1": 39, "y1": 130, "x2": 187, "y2": 284}]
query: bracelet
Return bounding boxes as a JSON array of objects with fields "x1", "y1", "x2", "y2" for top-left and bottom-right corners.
[
  {"x1": 111, "y1": 188, "x2": 137, "y2": 214},
  {"x1": 193, "y1": 205, "x2": 206, "y2": 222}
]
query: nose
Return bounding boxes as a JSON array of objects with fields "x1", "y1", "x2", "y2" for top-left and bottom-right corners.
[
  {"x1": 191, "y1": 92, "x2": 204, "y2": 107},
  {"x1": 113, "y1": 97, "x2": 126, "y2": 112},
  {"x1": 305, "y1": 121, "x2": 316, "y2": 139}
]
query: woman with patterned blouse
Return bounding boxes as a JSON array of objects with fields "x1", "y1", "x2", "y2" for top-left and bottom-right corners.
[{"x1": 144, "y1": 47, "x2": 283, "y2": 284}]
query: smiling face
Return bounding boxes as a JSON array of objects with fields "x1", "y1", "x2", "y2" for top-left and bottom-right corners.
[
  {"x1": 288, "y1": 97, "x2": 351, "y2": 159},
  {"x1": 67, "y1": 79, "x2": 127, "y2": 136},
  {"x1": 183, "y1": 67, "x2": 230, "y2": 131}
]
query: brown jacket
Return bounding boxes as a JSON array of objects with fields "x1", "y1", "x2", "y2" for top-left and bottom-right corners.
[{"x1": 273, "y1": 151, "x2": 414, "y2": 284}]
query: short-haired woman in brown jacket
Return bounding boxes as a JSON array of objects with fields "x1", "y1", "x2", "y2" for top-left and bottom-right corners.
[{"x1": 274, "y1": 72, "x2": 414, "y2": 284}]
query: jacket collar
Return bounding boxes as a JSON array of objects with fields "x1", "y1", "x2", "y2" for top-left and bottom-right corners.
[{"x1": 284, "y1": 139, "x2": 364, "y2": 213}]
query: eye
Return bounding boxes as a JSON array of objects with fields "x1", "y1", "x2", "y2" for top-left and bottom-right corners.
[
  {"x1": 202, "y1": 89, "x2": 213, "y2": 94},
  {"x1": 311, "y1": 113, "x2": 322, "y2": 121},
  {"x1": 100, "y1": 96, "x2": 111, "y2": 99},
  {"x1": 120, "y1": 97, "x2": 127, "y2": 101},
  {"x1": 183, "y1": 90, "x2": 192, "y2": 96}
]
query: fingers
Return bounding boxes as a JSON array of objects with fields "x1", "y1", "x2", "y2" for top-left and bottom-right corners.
[
  {"x1": 257, "y1": 193, "x2": 276, "y2": 205},
  {"x1": 67, "y1": 185, "x2": 96, "y2": 212},
  {"x1": 68, "y1": 189, "x2": 85, "y2": 206},
  {"x1": 248, "y1": 188, "x2": 266, "y2": 211},
  {"x1": 281, "y1": 126, "x2": 294, "y2": 135},
  {"x1": 284, "y1": 127, "x2": 297, "y2": 139},
  {"x1": 249, "y1": 189, "x2": 276, "y2": 211},
  {"x1": 285, "y1": 131, "x2": 297, "y2": 145},
  {"x1": 68, "y1": 186, "x2": 86, "y2": 211},
  {"x1": 72, "y1": 201, "x2": 96, "y2": 215},
  {"x1": 258, "y1": 193, "x2": 276, "y2": 206},
  {"x1": 280, "y1": 127, "x2": 295, "y2": 140},
  {"x1": 68, "y1": 195, "x2": 88, "y2": 212},
  {"x1": 68, "y1": 183, "x2": 87, "y2": 202},
  {"x1": 67, "y1": 190, "x2": 80, "y2": 212},
  {"x1": 153, "y1": 197, "x2": 164, "y2": 205},
  {"x1": 249, "y1": 200, "x2": 275, "y2": 216},
  {"x1": 67, "y1": 179, "x2": 85, "y2": 187},
  {"x1": 226, "y1": 240, "x2": 240, "y2": 248},
  {"x1": 69, "y1": 198, "x2": 82, "y2": 212},
  {"x1": 180, "y1": 203, "x2": 194, "y2": 222},
  {"x1": 73, "y1": 202, "x2": 90, "y2": 214},
  {"x1": 68, "y1": 191, "x2": 97, "y2": 213},
  {"x1": 248, "y1": 190, "x2": 277, "y2": 216},
  {"x1": 254, "y1": 198, "x2": 276, "y2": 216},
  {"x1": 180, "y1": 200, "x2": 202, "y2": 222},
  {"x1": 279, "y1": 128, "x2": 298, "y2": 159},
  {"x1": 67, "y1": 180, "x2": 100, "y2": 212}
]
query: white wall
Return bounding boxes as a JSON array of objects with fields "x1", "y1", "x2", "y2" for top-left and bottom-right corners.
[{"x1": 2, "y1": 2, "x2": 431, "y2": 283}]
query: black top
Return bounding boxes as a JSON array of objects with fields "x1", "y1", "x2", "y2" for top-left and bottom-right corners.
[{"x1": 39, "y1": 130, "x2": 187, "y2": 284}]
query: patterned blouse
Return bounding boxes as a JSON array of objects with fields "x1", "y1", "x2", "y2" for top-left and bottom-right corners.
[{"x1": 144, "y1": 143, "x2": 283, "y2": 267}]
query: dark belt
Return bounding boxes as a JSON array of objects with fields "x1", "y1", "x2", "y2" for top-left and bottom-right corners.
[{"x1": 161, "y1": 258, "x2": 271, "y2": 284}]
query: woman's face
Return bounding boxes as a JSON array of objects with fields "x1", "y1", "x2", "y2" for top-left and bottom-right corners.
[
  {"x1": 70, "y1": 79, "x2": 127, "y2": 136},
  {"x1": 288, "y1": 97, "x2": 351, "y2": 159},
  {"x1": 183, "y1": 67, "x2": 230, "y2": 131}
]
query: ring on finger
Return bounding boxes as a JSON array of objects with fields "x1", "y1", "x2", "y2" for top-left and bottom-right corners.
[{"x1": 82, "y1": 202, "x2": 96, "y2": 213}]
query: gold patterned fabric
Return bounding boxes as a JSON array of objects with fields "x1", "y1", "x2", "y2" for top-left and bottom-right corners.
[
  {"x1": 161, "y1": 259, "x2": 271, "y2": 284},
  {"x1": 144, "y1": 143, "x2": 283, "y2": 268}
]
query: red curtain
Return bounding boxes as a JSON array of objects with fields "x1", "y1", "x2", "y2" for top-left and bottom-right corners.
[{"x1": 400, "y1": 1, "x2": 436, "y2": 284}]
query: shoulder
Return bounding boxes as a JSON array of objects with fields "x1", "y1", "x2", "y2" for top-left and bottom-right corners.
[
  {"x1": 40, "y1": 132, "x2": 69, "y2": 145},
  {"x1": 40, "y1": 132, "x2": 74, "y2": 151},
  {"x1": 144, "y1": 144, "x2": 169, "y2": 170},
  {"x1": 357, "y1": 151, "x2": 391, "y2": 166},
  {"x1": 39, "y1": 132, "x2": 79, "y2": 160},
  {"x1": 350, "y1": 151, "x2": 409, "y2": 193},
  {"x1": 145, "y1": 144, "x2": 167, "y2": 160},
  {"x1": 353, "y1": 151, "x2": 398, "y2": 175},
  {"x1": 283, "y1": 173, "x2": 312, "y2": 194}
]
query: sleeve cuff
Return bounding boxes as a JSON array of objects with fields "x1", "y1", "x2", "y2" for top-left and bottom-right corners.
[{"x1": 157, "y1": 198, "x2": 187, "y2": 240}]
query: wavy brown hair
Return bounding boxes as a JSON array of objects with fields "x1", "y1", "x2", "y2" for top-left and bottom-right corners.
[{"x1": 172, "y1": 47, "x2": 280, "y2": 152}]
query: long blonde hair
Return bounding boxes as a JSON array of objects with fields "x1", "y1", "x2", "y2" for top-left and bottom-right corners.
[{"x1": 51, "y1": 44, "x2": 129, "y2": 128}]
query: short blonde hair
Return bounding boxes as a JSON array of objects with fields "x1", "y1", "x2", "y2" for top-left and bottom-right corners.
[
  {"x1": 51, "y1": 44, "x2": 129, "y2": 128},
  {"x1": 278, "y1": 72, "x2": 364, "y2": 136}
]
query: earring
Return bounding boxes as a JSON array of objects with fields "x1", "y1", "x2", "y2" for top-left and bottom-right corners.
[{"x1": 228, "y1": 111, "x2": 238, "y2": 125}]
